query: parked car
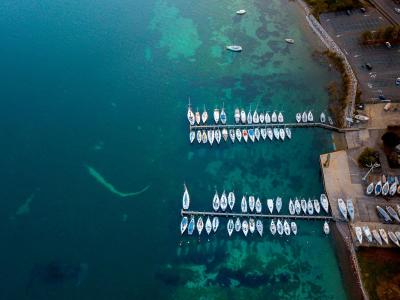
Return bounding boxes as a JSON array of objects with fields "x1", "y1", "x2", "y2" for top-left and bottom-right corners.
[
  {"x1": 385, "y1": 41, "x2": 392, "y2": 48},
  {"x1": 346, "y1": 10, "x2": 351, "y2": 15},
  {"x1": 366, "y1": 63, "x2": 373, "y2": 70}
]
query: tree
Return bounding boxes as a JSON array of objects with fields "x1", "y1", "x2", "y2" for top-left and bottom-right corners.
[
  {"x1": 358, "y1": 147, "x2": 379, "y2": 167},
  {"x1": 382, "y1": 131, "x2": 400, "y2": 148}
]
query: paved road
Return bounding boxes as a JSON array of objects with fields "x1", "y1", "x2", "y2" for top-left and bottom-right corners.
[{"x1": 371, "y1": 0, "x2": 400, "y2": 25}]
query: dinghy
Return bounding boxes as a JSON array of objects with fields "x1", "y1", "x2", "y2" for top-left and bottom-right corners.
[
  {"x1": 255, "y1": 197, "x2": 262, "y2": 213},
  {"x1": 291, "y1": 222, "x2": 297, "y2": 235},
  {"x1": 307, "y1": 199, "x2": 314, "y2": 215},
  {"x1": 273, "y1": 128, "x2": 280, "y2": 140},
  {"x1": 324, "y1": 221, "x2": 330, "y2": 235},
  {"x1": 314, "y1": 199, "x2": 321, "y2": 214},
  {"x1": 189, "y1": 131, "x2": 195, "y2": 143},
  {"x1": 320, "y1": 194, "x2": 329, "y2": 213},
  {"x1": 382, "y1": 181, "x2": 390, "y2": 196},
  {"x1": 302, "y1": 111, "x2": 308, "y2": 123},
  {"x1": 289, "y1": 199, "x2": 295, "y2": 215},
  {"x1": 229, "y1": 129, "x2": 235, "y2": 143},
  {"x1": 256, "y1": 220, "x2": 263, "y2": 236},
  {"x1": 265, "y1": 112, "x2": 271, "y2": 123},
  {"x1": 277, "y1": 219, "x2": 284, "y2": 236},
  {"x1": 376, "y1": 206, "x2": 392, "y2": 223},
  {"x1": 236, "y1": 128, "x2": 242, "y2": 142},
  {"x1": 248, "y1": 196, "x2": 255, "y2": 212},
  {"x1": 375, "y1": 180, "x2": 382, "y2": 195},
  {"x1": 338, "y1": 198, "x2": 347, "y2": 220},
  {"x1": 285, "y1": 38, "x2": 294, "y2": 44},
  {"x1": 213, "y1": 108, "x2": 220, "y2": 124},
  {"x1": 296, "y1": 113, "x2": 301, "y2": 123},
  {"x1": 242, "y1": 220, "x2": 249, "y2": 236},
  {"x1": 227, "y1": 219, "x2": 234, "y2": 236},
  {"x1": 363, "y1": 226, "x2": 373, "y2": 242},
  {"x1": 222, "y1": 128, "x2": 228, "y2": 142},
  {"x1": 234, "y1": 108, "x2": 240, "y2": 124},
  {"x1": 182, "y1": 184, "x2": 190, "y2": 210},
  {"x1": 388, "y1": 231, "x2": 400, "y2": 247},
  {"x1": 249, "y1": 218, "x2": 255, "y2": 234},
  {"x1": 228, "y1": 192, "x2": 235, "y2": 210},
  {"x1": 379, "y1": 228, "x2": 389, "y2": 244},
  {"x1": 386, "y1": 206, "x2": 400, "y2": 223},
  {"x1": 241, "y1": 196, "x2": 248, "y2": 213},
  {"x1": 270, "y1": 220, "x2": 276, "y2": 235},
  {"x1": 248, "y1": 128, "x2": 255, "y2": 142},
  {"x1": 181, "y1": 216, "x2": 188, "y2": 234},
  {"x1": 202, "y1": 130, "x2": 207, "y2": 143},
  {"x1": 320, "y1": 112, "x2": 326, "y2": 123},
  {"x1": 188, "y1": 217, "x2": 195, "y2": 235},
  {"x1": 215, "y1": 129, "x2": 222, "y2": 144},
  {"x1": 276, "y1": 197, "x2": 282, "y2": 213},
  {"x1": 220, "y1": 191, "x2": 228, "y2": 211},
  {"x1": 196, "y1": 130, "x2": 202, "y2": 143},
  {"x1": 212, "y1": 216, "x2": 219, "y2": 232},
  {"x1": 279, "y1": 128, "x2": 285, "y2": 140},
  {"x1": 240, "y1": 109, "x2": 246, "y2": 124},
  {"x1": 285, "y1": 127, "x2": 292, "y2": 139},
  {"x1": 195, "y1": 109, "x2": 201, "y2": 125},
  {"x1": 207, "y1": 130, "x2": 214, "y2": 146},
  {"x1": 247, "y1": 109, "x2": 253, "y2": 124},
  {"x1": 197, "y1": 217, "x2": 204, "y2": 235},
  {"x1": 355, "y1": 226, "x2": 362, "y2": 243},
  {"x1": 205, "y1": 217, "x2": 212, "y2": 235},
  {"x1": 254, "y1": 128, "x2": 261, "y2": 141},
  {"x1": 187, "y1": 102, "x2": 195, "y2": 125},
  {"x1": 389, "y1": 182, "x2": 397, "y2": 196},
  {"x1": 301, "y1": 198, "x2": 307, "y2": 214},
  {"x1": 220, "y1": 106, "x2": 227, "y2": 125},
  {"x1": 271, "y1": 111, "x2": 277, "y2": 123},
  {"x1": 267, "y1": 198, "x2": 274, "y2": 213},
  {"x1": 366, "y1": 182, "x2": 374, "y2": 195},
  {"x1": 347, "y1": 199, "x2": 355, "y2": 221},
  {"x1": 295, "y1": 198, "x2": 301, "y2": 215},
  {"x1": 307, "y1": 111, "x2": 313, "y2": 122},
  {"x1": 259, "y1": 112, "x2": 265, "y2": 123},
  {"x1": 260, "y1": 128, "x2": 267, "y2": 140},
  {"x1": 328, "y1": 116, "x2": 333, "y2": 125},
  {"x1": 284, "y1": 220, "x2": 291, "y2": 236},
  {"x1": 253, "y1": 110, "x2": 259, "y2": 124},
  {"x1": 267, "y1": 128, "x2": 273, "y2": 140},
  {"x1": 372, "y1": 229, "x2": 382, "y2": 245},
  {"x1": 212, "y1": 191, "x2": 220, "y2": 211},
  {"x1": 278, "y1": 112, "x2": 284, "y2": 123},
  {"x1": 201, "y1": 105, "x2": 208, "y2": 123},
  {"x1": 235, "y1": 218, "x2": 241, "y2": 232},
  {"x1": 242, "y1": 129, "x2": 248, "y2": 142}
]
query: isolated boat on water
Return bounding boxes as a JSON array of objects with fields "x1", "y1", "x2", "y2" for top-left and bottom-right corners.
[
  {"x1": 296, "y1": 113, "x2": 301, "y2": 123},
  {"x1": 366, "y1": 182, "x2": 374, "y2": 195},
  {"x1": 285, "y1": 38, "x2": 294, "y2": 44},
  {"x1": 270, "y1": 220, "x2": 276, "y2": 235},
  {"x1": 240, "y1": 109, "x2": 246, "y2": 124},
  {"x1": 271, "y1": 111, "x2": 277, "y2": 123},
  {"x1": 291, "y1": 222, "x2": 297, "y2": 235},
  {"x1": 234, "y1": 108, "x2": 240, "y2": 124},
  {"x1": 188, "y1": 217, "x2": 195, "y2": 235},
  {"x1": 324, "y1": 221, "x2": 330, "y2": 235},
  {"x1": 236, "y1": 128, "x2": 242, "y2": 142},
  {"x1": 229, "y1": 129, "x2": 236, "y2": 143},
  {"x1": 376, "y1": 205, "x2": 392, "y2": 223},
  {"x1": 181, "y1": 216, "x2": 188, "y2": 234},
  {"x1": 386, "y1": 206, "x2": 400, "y2": 223},
  {"x1": 278, "y1": 112, "x2": 284, "y2": 123},
  {"x1": 267, "y1": 128, "x2": 273, "y2": 140},
  {"x1": 276, "y1": 197, "x2": 282, "y2": 213},
  {"x1": 295, "y1": 198, "x2": 301, "y2": 215},
  {"x1": 236, "y1": 9, "x2": 246, "y2": 15},
  {"x1": 314, "y1": 199, "x2": 321, "y2": 214},
  {"x1": 320, "y1": 112, "x2": 326, "y2": 123},
  {"x1": 220, "y1": 191, "x2": 228, "y2": 211},
  {"x1": 205, "y1": 217, "x2": 212, "y2": 235},
  {"x1": 363, "y1": 226, "x2": 373, "y2": 242},
  {"x1": 372, "y1": 229, "x2": 382, "y2": 245},
  {"x1": 228, "y1": 192, "x2": 235, "y2": 210},
  {"x1": 242, "y1": 220, "x2": 249, "y2": 236},
  {"x1": 226, "y1": 45, "x2": 242, "y2": 52},
  {"x1": 255, "y1": 197, "x2": 262, "y2": 213},
  {"x1": 197, "y1": 217, "x2": 204, "y2": 235},
  {"x1": 182, "y1": 184, "x2": 190, "y2": 210},
  {"x1": 235, "y1": 218, "x2": 241, "y2": 232},
  {"x1": 201, "y1": 105, "x2": 208, "y2": 124},
  {"x1": 283, "y1": 220, "x2": 291, "y2": 236},
  {"x1": 375, "y1": 181, "x2": 382, "y2": 195},
  {"x1": 285, "y1": 127, "x2": 292, "y2": 139},
  {"x1": 277, "y1": 219, "x2": 284, "y2": 236},
  {"x1": 212, "y1": 216, "x2": 219, "y2": 232},
  {"x1": 241, "y1": 196, "x2": 248, "y2": 213},
  {"x1": 338, "y1": 198, "x2": 347, "y2": 220},
  {"x1": 265, "y1": 112, "x2": 271, "y2": 123},
  {"x1": 256, "y1": 220, "x2": 263, "y2": 236},
  {"x1": 279, "y1": 128, "x2": 285, "y2": 140},
  {"x1": 189, "y1": 131, "x2": 195, "y2": 143},
  {"x1": 388, "y1": 231, "x2": 400, "y2": 247},
  {"x1": 379, "y1": 228, "x2": 389, "y2": 244},
  {"x1": 273, "y1": 128, "x2": 280, "y2": 140},
  {"x1": 347, "y1": 199, "x2": 355, "y2": 221},
  {"x1": 355, "y1": 226, "x2": 362, "y2": 244},
  {"x1": 249, "y1": 218, "x2": 255, "y2": 234},
  {"x1": 302, "y1": 111, "x2": 308, "y2": 123},
  {"x1": 227, "y1": 219, "x2": 234, "y2": 236},
  {"x1": 212, "y1": 191, "x2": 220, "y2": 211},
  {"x1": 267, "y1": 198, "x2": 274, "y2": 214},
  {"x1": 213, "y1": 108, "x2": 220, "y2": 124},
  {"x1": 249, "y1": 196, "x2": 255, "y2": 212},
  {"x1": 301, "y1": 198, "x2": 307, "y2": 214},
  {"x1": 289, "y1": 199, "x2": 295, "y2": 215},
  {"x1": 320, "y1": 194, "x2": 329, "y2": 213},
  {"x1": 307, "y1": 111, "x2": 313, "y2": 122},
  {"x1": 307, "y1": 199, "x2": 314, "y2": 215}
]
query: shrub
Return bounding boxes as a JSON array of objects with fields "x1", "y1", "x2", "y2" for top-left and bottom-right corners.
[{"x1": 358, "y1": 147, "x2": 379, "y2": 167}]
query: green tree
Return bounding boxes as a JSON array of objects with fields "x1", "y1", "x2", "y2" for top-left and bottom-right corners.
[{"x1": 358, "y1": 148, "x2": 378, "y2": 167}]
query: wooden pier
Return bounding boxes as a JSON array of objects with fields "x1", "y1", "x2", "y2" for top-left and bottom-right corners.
[{"x1": 181, "y1": 209, "x2": 336, "y2": 221}]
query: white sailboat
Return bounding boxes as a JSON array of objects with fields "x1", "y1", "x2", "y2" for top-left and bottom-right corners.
[
  {"x1": 295, "y1": 198, "x2": 301, "y2": 215},
  {"x1": 279, "y1": 128, "x2": 285, "y2": 140},
  {"x1": 240, "y1": 109, "x2": 246, "y2": 124},
  {"x1": 355, "y1": 226, "x2": 362, "y2": 244},
  {"x1": 247, "y1": 107, "x2": 253, "y2": 124},
  {"x1": 242, "y1": 220, "x2": 249, "y2": 236},
  {"x1": 273, "y1": 128, "x2": 280, "y2": 140},
  {"x1": 227, "y1": 219, "x2": 234, "y2": 236},
  {"x1": 242, "y1": 129, "x2": 248, "y2": 143},
  {"x1": 270, "y1": 220, "x2": 276, "y2": 235},
  {"x1": 379, "y1": 228, "x2": 389, "y2": 244},
  {"x1": 201, "y1": 105, "x2": 208, "y2": 123},
  {"x1": 338, "y1": 198, "x2": 347, "y2": 220},
  {"x1": 197, "y1": 217, "x2": 204, "y2": 235},
  {"x1": 372, "y1": 229, "x2": 382, "y2": 245},
  {"x1": 278, "y1": 112, "x2": 284, "y2": 123},
  {"x1": 212, "y1": 216, "x2": 219, "y2": 232},
  {"x1": 222, "y1": 128, "x2": 228, "y2": 142},
  {"x1": 229, "y1": 129, "x2": 235, "y2": 143},
  {"x1": 267, "y1": 198, "x2": 274, "y2": 213},
  {"x1": 188, "y1": 217, "x2": 195, "y2": 235},
  {"x1": 235, "y1": 218, "x2": 241, "y2": 232},
  {"x1": 196, "y1": 130, "x2": 202, "y2": 143},
  {"x1": 324, "y1": 221, "x2": 330, "y2": 235},
  {"x1": 201, "y1": 130, "x2": 207, "y2": 143},
  {"x1": 302, "y1": 111, "x2": 307, "y2": 123},
  {"x1": 301, "y1": 198, "x2": 307, "y2": 214},
  {"x1": 307, "y1": 111, "x2": 313, "y2": 122},
  {"x1": 253, "y1": 110, "x2": 259, "y2": 124},
  {"x1": 283, "y1": 220, "x2": 291, "y2": 235},
  {"x1": 296, "y1": 113, "x2": 301, "y2": 123},
  {"x1": 388, "y1": 231, "x2": 400, "y2": 247},
  {"x1": 291, "y1": 222, "x2": 297, "y2": 235},
  {"x1": 267, "y1": 128, "x2": 273, "y2": 140},
  {"x1": 213, "y1": 108, "x2": 220, "y2": 124},
  {"x1": 347, "y1": 199, "x2": 355, "y2": 221},
  {"x1": 241, "y1": 196, "x2": 248, "y2": 213},
  {"x1": 234, "y1": 108, "x2": 240, "y2": 124},
  {"x1": 285, "y1": 127, "x2": 292, "y2": 139},
  {"x1": 212, "y1": 191, "x2": 220, "y2": 211},
  {"x1": 277, "y1": 219, "x2": 284, "y2": 235},
  {"x1": 261, "y1": 128, "x2": 267, "y2": 140},
  {"x1": 255, "y1": 197, "x2": 262, "y2": 213},
  {"x1": 187, "y1": 100, "x2": 195, "y2": 125},
  {"x1": 259, "y1": 112, "x2": 265, "y2": 123},
  {"x1": 271, "y1": 111, "x2": 277, "y2": 123},
  {"x1": 249, "y1": 218, "x2": 255, "y2": 234},
  {"x1": 181, "y1": 216, "x2": 188, "y2": 234},
  {"x1": 265, "y1": 112, "x2": 271, "y2": 123},
  {"x1": 256, "y1": 220, "x2": 263, "y2": 236},
  {"x1": 189, "y1": 131, "x2": 195, "y2": 143},
  {"x1": 182, "y1": 184, "x2": 190, "y2": 210},
  {"x1": 254, "y1": 128, "x2": 261, "y2": 141},
  {"x1": 207, "y1": 130, "x2": 214, "y2": 146},
  {"x1": 320, "y1": 112, "x2": 326, "y2": 123},
  {"x1": 205, "y1": 217, "x2": 212, "y2": 235},
  {"x1": 220, "y1": 105, "x2": 227, "y2": 125},
  {"x1": 363, "y1": 226, "x2": 372, "y2": 242},
  {"x1": 228, "y1": 192, "x2": 235, "y2": 210},
  {"x1": 276, "y1": 197, "x2": 282, "y2": 213},
  {"x1": 215, "y1": 129, "x2": 222, "y2": 144},
  {"x1": 195, "y1": 109, "x2": 201, "y2": 125},
  {"x1": 248, "y1": 128, "x2": 255, "y2": 142},
  {"x1": 320, "y1": 194, "x2": 329, "y2": 213},
  {"x1": 307, "y1": 199, "x2": 314, "y2": 215},
  {"x1": 236, "y1": 128, "x2": 242, "y2": 142},
  {"x1": 220, "y1": 191, "x2": 228, "y2": 211},
  {"x1": 249, "y1": 196, "x2": 255, "y2": 212},
  {"x1": 226, "y1": 45, "x2": 242, "y2": 52},
  {"x1": 289, "y1": 199, "x2": 295, "y2": 215},
  {"x1": 313, "y1": 199, "x2": 321, "y2": 214}
]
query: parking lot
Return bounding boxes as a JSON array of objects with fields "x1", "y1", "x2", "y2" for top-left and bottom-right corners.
[{"x1": 320, "y1": 9, "x2": 400, "y2": 102}]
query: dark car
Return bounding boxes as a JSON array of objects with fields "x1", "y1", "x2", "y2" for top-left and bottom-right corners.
[
  {"x1": 360, "y1": 7, "x2": 366, "y2": 13},
  {"x1": 379, "y1": 95, "x2": 386, "y2": 100},
  {"x1": 365, "y1": 63, "x2": 372, "y2": 70},
  {"x1": 346, "y1": 10, "x2": 351, "y2": 15}
]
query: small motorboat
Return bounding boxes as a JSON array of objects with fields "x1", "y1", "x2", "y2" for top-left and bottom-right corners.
[
  {"x1": 354, "y1": 114, "x2": 369, "y2": 121},
  {"x1": 242, "y1": 219, "x2": 249, "y2": 236},
  {"x1": 201, "y1": 105, "x2": 208, "y2": 123},
  {"x1": 222, "y1": 128, "x2": 228, "y2": 142},
  {"x1": 248, "y1": 128, "x2": 255, "y2": 142},
  {"x1": 278, "y1": 112, "x2": 284, "y2": 123},
  {"x1": 382, "y1": 181, "x2": 390, "y2": 196},
  {"x1": 338, "y1": 198, "x2": 347, "y2": 220},
  {"x1": 389, "y1": 182, "x2": 397, "y2": 196},
  {"x1": 236, "y1": 128, "x2": 242, "y2": 142},
  {"x1": 355, "y1": 226, "x2": 362, "y2": 244},
  {"x1": 320, "y1": 112, "x2": 326, "y2": 123},
  {"x1": 296, "y1": 113, "x2": 301, "y2": 123},
  {"x1": 285, "y1": 127, "x2": 292, "y2": 139},
  {"x1": 289, "y1": 199, "x2": 295, "y2": 215},
  {"x1": 220, "y1": 191, "x2": 228, "y2": 211},
  {"x1": 197, "y1": 217, "x2": 204, "y2": 235},
  {"x1": 277, "y1": 219, "x2": 284, "y2": 236},
  {"x1": 212, "y1": 216, "x2": 219, "y2": 232},
  {"x1": 236, "y1": 9, "x2": 246, "y2": 15},
  {"x1": 215, "y1": 129, "x2": 222, "y2": 144},
  {"x1": 279, "y1": 128, "x2": 285, "y2": 140},
  {"x1": 267, "y1": 198, "x2": 274, "y2": 213},
  {"x1": 234, "y1": 108, "x2": 240, "y2": 124},
  {"x1": 307, "y1": 111, "x2": 313, "y2": 122},
  {"x1": 259, "y1": 112, "x2": 265, "y2": 123},
  {"x1": 226, "y1": 45, "x2": 242, "y2": 52},
  {"x1": 363, "y1": 226, "x2": 373, "y2": 242},
  {"x1": 267, "y1": 128, "x2": 273, "y2": 140},
  {"x1": 255, "y1": 197, "x2": 262, "y2": 213},
  {"x1": 379, "y1": 228, "x2": 389, "y2": 244},
  {"x1": 202, "y1": 130, "x2": 207, "y2": 143},
  {"x1": 183, "y1": 184, "x2": 190, "y2": 210},
  {"x1": 386, "y1": 206, "x2": 400, "y2": 223},
  {"x1": 195, "y1": 109, "x2": 201, "y2": 125},
  {"x1": 235, "y1": 218, "x2": 241, "y2": 232},
  {"x1": 276, "y1": 197, "x2": 282, "y2": 213},
  {"x1": 243, "y1": 129, "x2": 248, "y2": 142},
  {"x1": 241, "y1": 196, "x2": 248, "y2": 213},
  {"x1": 228, "y1": 192, "x2": 235, "y2": 210},
  {"x1": 181, "y1": 216, "x2": 188, "y2": 234},
  {"x1": 375, "y1": 181, "x2": 382, "y2": 195},
  {"x1": 249, "y1": 218, "x2": 255, "y2": 234},
  {"x1": 249, "y1": 196, "x2": 255, "y2": 212},
  {"x1": 295, "y1": 198, "x2": 301, "y2": 215},
  {"x1": 372, "y1": 229, "x2": 382, "y2": 245},
  {"x1": 205, "y1": 217, "x2": 212, "y2": 235},
  {"x1": 320, "y1": 194, "x2": 329, "y2": 213},
  {"x1": 283, "y1": 220, "x2": 291, "y2": 236},
  {"x1": 187, "y1": 101, "x2": 195, "y2": 125},
  {"x1": 366, "y1": 182, "x2": 374, "y2": 195},
  {"x1": 196, "y1": 130, "x2": 202, "y2": 143},
  {"x1": 260, "y1": 128, "x2": 267, "y2": 140},
  {"x1": 253, "y1": 110, "x2": 259, "y2": 124},
  {"x1": 273, "y1": 128, "x2": 280, "y2": 140},
  {"x1": 324, "y1": 221, "x2": 330, "y2": 235},
  {"x1": 347, "y1": 199, "x2": 355, "y2": 221},
  {"x1": 271, "y1": 111, "x2": 277, "y2": 123},
  {"x1": 207, "y1": 130, "x2": 214, "y2": 146},
  {"x1": 307, "y1": 198, "x2": 314, "y2": 215},
  {"x1": 213, "y1": 108, "x2": 220, "y2": 124},
  {"x1": 212, "y1": 191, "x2": 220, "y2": 211},
  {"x1": 388, "y1": 231, "x2": 400, "y2": 247},
  {"x1": 314, "y1": 199, "x2": 321, "y2": 214},
  {"x1": 291, "y1": 222, "x2": 297, "y2": 235},
  {"x1": 270, "y1": 220, "x2": 276, "y2": 235},
  {"x1": 382, "y1": 175, "x2": 386, "y2": 183},
  {"x1": 254, "y1": 128, "x2": 261, "y2": 141},
  {"x1": 265, "y1": 112, "x2": 271, "y2": 123},
  {"x1": 285, "y1": 38, "x2": 294, "y2": 44},
  {"x1": 256, "y1": 220, "x2": 263, "y2": 236},
  {"x1": 247, "y1": 109, "x2": 253, "y2": 124},
  {"x1": 188, "y1": 217, "x2": 195, "y2": 235},
  {"x1": 229, "y1": 129, "x2": 235, "y2": 143},
  {"x1": 301, "y1": 198, "x2": 307, "y2": 214},
  {"x1": 376, "y1": 206, "x2": 392, "y2": 223},
  {"x1": 240, "y1": 109, "x2": 246, "y2": 124},
  {"x1": 227, "y1": 219, "x2": 234, "y2": 236},
  {"x1": 220, "y1": 106, "x2": 227, "y2": 125},
  {"x1": 302, "y1": 111, "x2": 307, "y2": 123}
]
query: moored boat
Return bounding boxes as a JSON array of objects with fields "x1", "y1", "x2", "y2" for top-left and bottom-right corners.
[
  {"x1": 183, "y1": 184, "x2": 190, "y2": 210},
  {"x1": 270, "y1": 220, "x2": 276, "y2": 235},
  {"x1": 229, "y1": 129, "x2": 235, "y2": 143},
  {"x1": 196, "y1": 130, "x2": 202, "y2": 143},
  {"x1": 271, "y1": 111, "x2": 277, "y2": 123},
  {"x1": 291, "y1": 222, "x2": 297, "y2": 235},
  {"x1": 248, "y1": 128, "x2": 255, "y2": 142},
  {"x1": 220, "y1": 106, "x2": 227, "y2": 125},
  {"x1": 324, "y1": 221, "x2": 330, "y2": 235},
  {"x1": 307, "y1": 111, "x2": 313, "y2": 122},
  {"x1": 195, "y1": 109, "x2": 201, "y2": 125},
  {"x1": 295, "y1": 198, "x2": 301, "y2": 215},
  {"x1": 302, "y1": 111, "x2": 307, "y2": 123},
  {"x1": 227, "y1": 219, "x2": 234, "y2": 236},
  {"x1": 234, "y1": 108, "x2": 240, "y2": 124},
  {"x1": 205, "y1": 217, "x2": 212, "y2": 235},
  {"x1": 197, "y1": 217, "x2": 204, "y2": 235},
  {"x1": 265, "y1": 112, "x2": 271, "y2": 123},
  {"x1": 307, "y1": 198, "x2": 314, "y2": 215},
  {"x1": 212, "y1": 216, "x2": 219, "y2": 232},
  {"x1": 256, "y1": 219, "x2": 263, "y2": 236},
  {"x1": 338, "y1": 198, "x2": 347, "y2": 220},
  {"x1": 388, "y1": 231, "x2": 400, "y2": 247},
  {"x1": 235, "y1": 218, "x2": 241, "y2": 232},
  {"x1": 242, "y1": 219, "x2": 249, "y2": 236},
  {"x1": 347, "y1": 199, "x2": 355, "y2": 221},
  {"x1": 376, "y1": 205, "x2": 392, "y2": 223},
  {"x1": 261, "y1": 128, "x2": 267, "y2": 140},
  {"x1": 255, "y1": 197, "x2": 262, "y2": 213},
  {"x1": 267, "y1": 128, "x2": 273, "y2": 140},
  {"x1": 273, "y1": 128, "x2": 280, "y2": 140},
  {"x1": 278, "y1": 112, "x2": 284, "y2": 123},
  {"x1": 276, "y1": 197, "x2": 282, "y2": 213},
  {"x1": 283, "y1": 220, "x2": 291, "y2": 236},
  {"x1": 212, "y1": 191, "x2": 220, "y2": 211},
  {"x1": 213, "y1": 108, "x2": 220, "y2": 124},
  {"x1": 236, "y1": 128, "x2": 242, "y2": 142},
  {"x1": 189, "y1": 131, "x2": 195, "y2": 143},
  {"x1": 375, "y1": 180, "x2": 382, "y2": 195},
  {"x1": 277, "y1": 219, "x2": 284, "y2": 236},
  {"x1": 313, "y1": 199, "x2": 321, "y2": 214},
  {"x1": 240, "y1": 109, "x2": 246, "y2": 124},
  {"x1": 241, "y1": 196, "x2": 248, "y2": 213},
  {"x1": 372, "y1": 229, "x2": 382, "y2": 245},
  {"x1": 201, "y1": 105, "x2": 208, "y2": 124},
  {"x1": 249, "y1": 218, "x2": 255, "y2": 234},
  {"x1": 247, "y1": 108, "x2": 253, "y2": 124},
  {"x1": 301, "y1": 198, "x2": 307, "y2": 214},
  {"x1": 253, "y1": 110, "x2": 259, "y2": 124},
  {"x1": 243, "y1": 129, "x2": 248, "y2": 142},
  {"x1": 181, "y1": 216, "x2": 188, "y2": 234},
  {"x1": 259, "y1": 112, "x2": 265, "y2": 123},
  {"x1": 382, "y1": 181, "x2": 390, "y2": 196},
  {"x1": 285, "y1": 127, "x2": 292, "y2": 139},
  {"x1": 202, "y1": 130, "x2": 207, "y2": 143},
  {"x1": 207, "y1": 130, "x2": 214, "y2": 146},
  {"x1": 289, "y1": 199, "x2": 295, "y2": 215},
  {"x1": 254, "y1": 128, "x2": 261, "y2": 141},
  {"x1": 389, "y1": 182, "x2": 397, "y2": 196},
  {"x1": 366, "y1": 182, "x2": 374, "y2": 195},
  {"x1": 220, "y1": 191, "x2": 228, "y2": 211},
  {"x1": 215, "y1": 129, "x2": 222, "y2": 144},
  {"x1": 386, "y1": 206, "x2": 400, "y2": 223},
  {"x1": 228, "y1": 192, "x2": 235, "y2": 210},
  {"x1": 395, "y1": 231, "x2": 400, "y2": 242},
  {"x1": 222, "y1": 128, "x2": 228, "y2": 142},
  {"x1": 187, "y1": 100, "x2": 195, "y2": 125},
  {"x1": 355, "y1": 226, "x2": 362, "y2": 243},
  {"x1": 320, "y1": 194, "x2": 329, "y2": 213},
  {"x1": 249, "y1": 196, "x2": 255, "y2": 212},
  {"x1": 379, "y1": 228, "x2": 389, "y2": 244},
  {"x1": 320, "y1": 112, "x2": 326, "y2": 123},
  {"x1": 363, "y1": 226, "x2": 372, "y2": 242},
  {"x1": 188, "y1": 217, "x2": 195, "y2": 235},
  {"x1": 296, "y1": 113, "x2": 301, "y2": 123},
  {"x1": 279, "y1": 128, "x2": 285, "y2": 140},
  {"x1": 267, "y1": 198, "x2": 274, "y2": 213}
]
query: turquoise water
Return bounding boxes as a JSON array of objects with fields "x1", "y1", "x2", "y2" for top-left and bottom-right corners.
[{"x1": 0, "y1": 0, "x2": 347, "y2": 299}]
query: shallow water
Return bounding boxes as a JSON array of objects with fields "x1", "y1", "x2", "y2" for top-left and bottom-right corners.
[{"x1": 0, "y1": 0, "x2": 346, "y2": 299}]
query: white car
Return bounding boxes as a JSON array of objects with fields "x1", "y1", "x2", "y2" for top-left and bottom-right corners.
[
  {"x1": 394, "y1": 7, "x2": 400, "y2": 14},
  {"x1": 385, "y1": 41, "x2": 392, "y2": 48}
]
